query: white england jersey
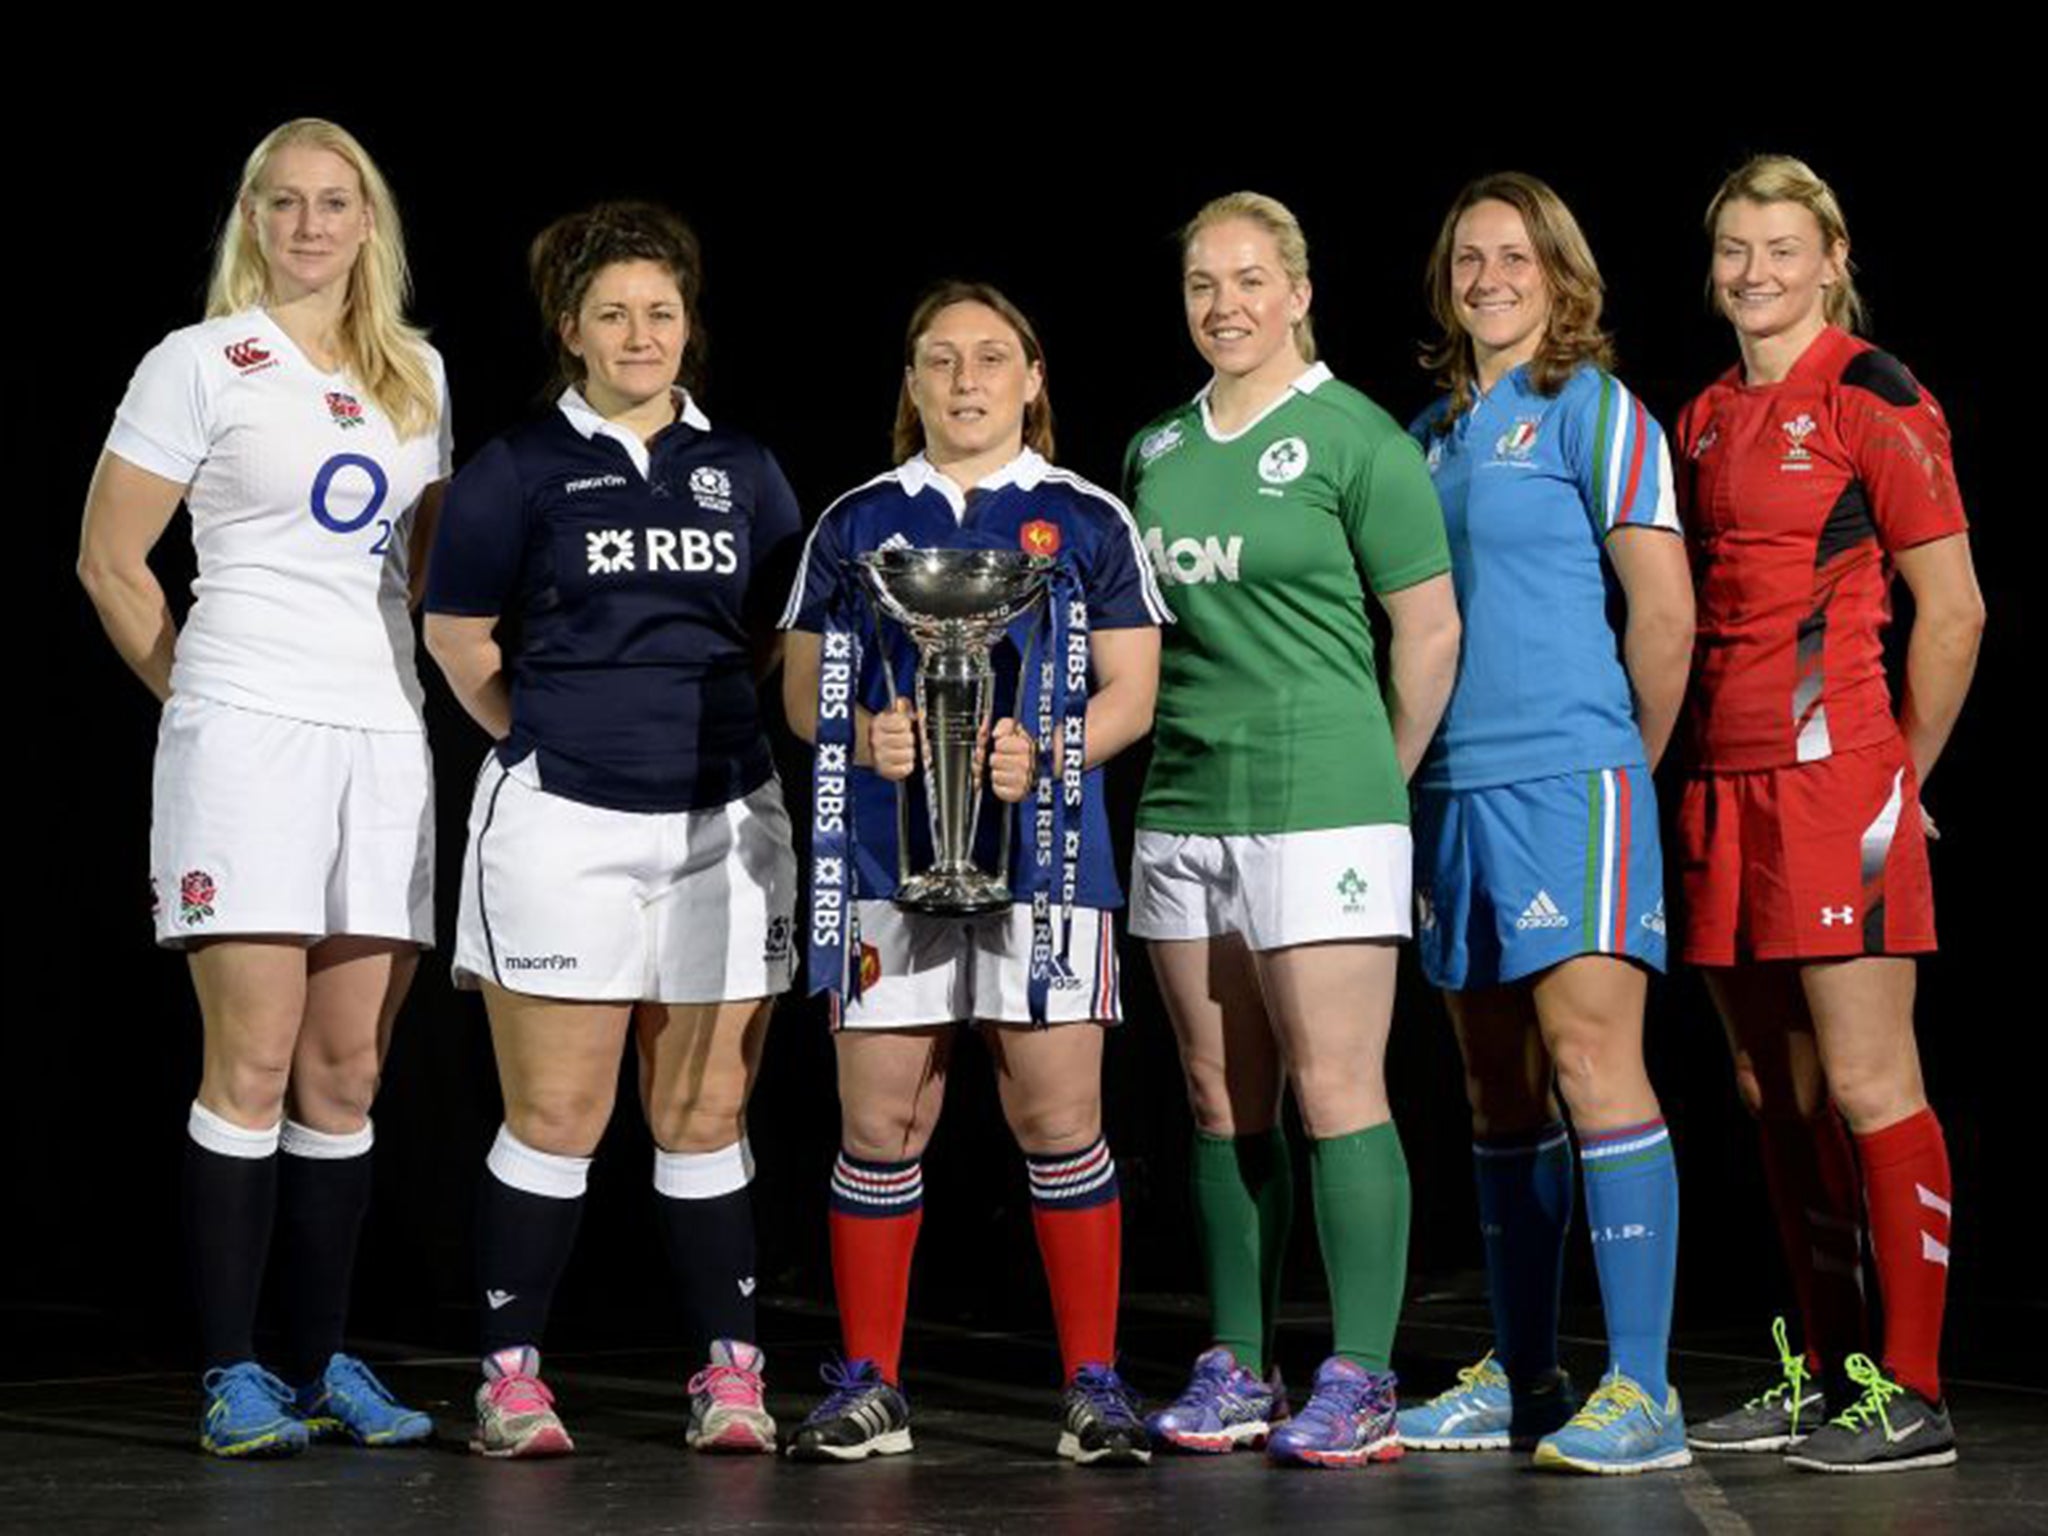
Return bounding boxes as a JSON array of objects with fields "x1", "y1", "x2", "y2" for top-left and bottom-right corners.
[{"x1": 107, "y1": 308, "x2": 452, "y2": 731}]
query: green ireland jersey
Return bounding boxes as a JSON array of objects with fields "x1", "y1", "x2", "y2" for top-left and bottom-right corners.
[{"x1": 1125, "y1": 363, "x2": 1450, "y2": 834}]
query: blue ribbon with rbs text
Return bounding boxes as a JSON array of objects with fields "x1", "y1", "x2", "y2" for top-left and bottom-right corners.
[
  {"x1": 1026, "y1": 560, "x2": 1089, "y2": 1026},
  {"x1": 808, "y1": 587, "x2": 862, "y2": 1006}
]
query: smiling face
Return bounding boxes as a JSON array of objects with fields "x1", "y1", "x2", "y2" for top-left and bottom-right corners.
[
  {"x1": 247, "y1": 141, "x2": 372, "y2": 303},
  {"x1": 560, "y1": 259, "x2": 687, "y2": 417},
  {"x1": 1182, "y1": 215, "x2": 1311, "y2": 387},
  {"x1": 1450, "y1": 198, "x2": 1553, "y2": 380},
  {"x1": 1711, "y1": 196, "x2": 1846, "y2": 349},
  {"x1": 906, "y1": 300, "x2": 1043, "y2": 470}
]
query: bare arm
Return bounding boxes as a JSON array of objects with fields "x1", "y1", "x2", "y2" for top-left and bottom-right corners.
[
  {"x1": 406, "y1": 480, "x2": 448, "y2": 612},
  {"x1": 1604, "y1": 526, "x2": 1696, "y2": 771},
  {"x1": 423, "y1": 613, "x2": 512, "y2": 740},
  {"x1": 77, "y1": 451, "x2": 186, "y2": 703},
  {"x1": 989, "y1": 624, "x2": 1162, "y2": 800},
  {"x1": 1379, "y1": 573, "x2": 1461, "y2": 782},
  {"x1": 1892, "y1": 532, "x2": 1986, "y2": 790}
]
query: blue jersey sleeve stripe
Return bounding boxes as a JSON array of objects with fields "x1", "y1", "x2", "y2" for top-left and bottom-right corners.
[
  {"x1": 1042, "y1": 467, "x2": 1174, "y2": 625},
  {"x1": 777, "y1": 470, "x2": 898, "y2": 630},
  {"x1": 1601, "y1": 383, "x2": 1681, "y2": 533}
]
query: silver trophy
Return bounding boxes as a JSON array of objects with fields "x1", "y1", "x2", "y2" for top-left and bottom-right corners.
[{"x1": 857, "y1": 548, "x2": 1053, "y2": 915}]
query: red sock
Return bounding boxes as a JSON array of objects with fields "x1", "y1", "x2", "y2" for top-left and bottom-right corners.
[
  {"x1": 828, "y1": 1153, "x2": 923, "y2": 1385},
  {"x1": 1857, "y1": 1109, "x2": 1951, "y2": 1401},
  {"x1": 1757, "y1": 1108, "x2": 1869, "y2": 1372},
  {"x1": 1026, "y1": 1140, "x2": 1121, "y2": 1382}
]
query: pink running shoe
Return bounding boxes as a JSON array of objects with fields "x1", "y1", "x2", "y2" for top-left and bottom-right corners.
[
  {"x1": 471, "y1": 1346, "x2": 574, "y2": 1459},
  {"x1": 687, "y1": 1340, "x2": 777, "y2": 1453}
]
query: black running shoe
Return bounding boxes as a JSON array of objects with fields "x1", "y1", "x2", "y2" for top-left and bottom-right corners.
[
  {"x1": 1059, "y1": 1364, "x2": 1152, "y2": 1466},
  {"x1": 786, "y1": 1358, "x2": 912, "y2": 1462},
  {"x1": 1689, "y1": 1317, "x2": 1826, "y2": 1452},
  {"x1": 1783, "y1": 1354, "x2": 1955, "y2": 1474}
]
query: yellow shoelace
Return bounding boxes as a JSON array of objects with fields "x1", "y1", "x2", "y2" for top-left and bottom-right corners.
[
  {"x1": 1565, "y1": 1375, "x2": 1654, "y2": 1430},
  {"x1": 1425, "y1": 1351, "x2": 1506, "y2": 1406}
]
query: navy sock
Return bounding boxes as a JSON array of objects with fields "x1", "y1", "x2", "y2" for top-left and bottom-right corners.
[
  {"x1": 183, "y1": 1103, "x2": 281, "y2": 1371},
  {"x1": 1473, "y1": 1121, "x2": 1573, "y2": 1388},
  {"x1": 476, "y1": 1127, "x2": 589, "y2": 1356},
  {"x1": 1581, "y1": 1119, "x2": 1679, "y2": 1400},
  {"x1": 653, "y1": 1141, "x2": 758, "y2": 1356},
  {"x1": 273, "y1": 1120, "x2": 376, "y2": 1384}
]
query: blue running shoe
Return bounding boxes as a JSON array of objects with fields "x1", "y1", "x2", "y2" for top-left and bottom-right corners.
[
  {"x1": 1267, "y1": 1357, "x2": 1403, "y2": 1469},
  {"x1": 201, "y1": 1362, "x2": 311, "y2": 1458},
  {"x1": 1397, "y1": 1353, "x2": 1510, "y2": 1451},
  {"x1": 787, "y1": 1358, "x2": 912, "y2": 1461},
  {"x1": 1059, "y1": 1364, "x2": 1151, "y2": 1466},
  {"x1": 1533, "y1": 1370, "x2": 1692, "y2": 1475},
  {"x1": 296, "y1": 1353, "x2": 433, "y2": 1447},
  {"x1": 1146, "y1": 1346, "x2": 1283, "y2": 1453}
]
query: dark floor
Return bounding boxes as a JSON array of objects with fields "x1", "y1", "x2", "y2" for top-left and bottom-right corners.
[{"x1": 2, "y1": 1298, "x2": 2043, "y2": 1536}]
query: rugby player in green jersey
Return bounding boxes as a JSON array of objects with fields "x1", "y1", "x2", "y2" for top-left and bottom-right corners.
[{"x1": 1126, "y1": 192, "x2": 1460, "y2": 1468}]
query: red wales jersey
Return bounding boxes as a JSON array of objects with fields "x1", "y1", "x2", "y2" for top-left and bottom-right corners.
[{"x1": 1676, "y1": 326, "x2": 1967, "y2": 770}]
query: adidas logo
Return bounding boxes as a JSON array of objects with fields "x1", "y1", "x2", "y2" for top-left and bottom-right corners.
[
  {"x1": 879, "y1": 532, "x2": 913, "y2": 553},
  {"x1": 485, "y1": 1289, "x2": 516, "y2": 1310},
  {"x1": 1516, "y1": 890, "x2": 1570, "y2": 931}
]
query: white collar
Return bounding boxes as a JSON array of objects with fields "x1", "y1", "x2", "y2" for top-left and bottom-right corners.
[
  {"x1": 556, "y1": 386, "x2": 710, "y2": 479},
  {"x1": 1196, "y1": 360, "x2": 1333, "y2": 443},
  {"x1": 897, "y1": 447, "x2": 1050, "y2": 520}
]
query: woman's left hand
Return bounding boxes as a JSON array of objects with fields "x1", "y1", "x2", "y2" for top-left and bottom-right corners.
[{"x1": 988, "y1": 718, "x2": 1038, "y2": 803}]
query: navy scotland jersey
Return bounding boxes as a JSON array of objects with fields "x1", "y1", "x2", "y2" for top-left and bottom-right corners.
[
  {"x1": 427, "y1": 388, "x2": 803, "y2": 812},
  {"x1": 779, "y1": 449, "x2": 1169, "y2": 907}
]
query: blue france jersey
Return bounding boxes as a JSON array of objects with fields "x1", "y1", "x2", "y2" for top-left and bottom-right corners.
[
  {"x1": 427, "y1": 389, "x2": 803, "y2": 812},
  {"x1": 780, "y1": 449, "x2": 1169, "y2": 906},
  {"x1": 1411, "y1": 365, "x2": 1680, "y2": 789}
]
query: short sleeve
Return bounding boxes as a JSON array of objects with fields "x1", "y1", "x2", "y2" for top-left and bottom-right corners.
[
  {"x1": 1079, "y1": 492, "x2": 1169, "y2": 630},
  {"x1": 1839, "y1": 361, "x2": 1968, "y2": 552},
  {"x1": 1560, "y1": 373, "x2": 1680, "y2": 537},
  {"x1": 746, "y1": 448, "x2": 806, "y2": 634},
  {"x1": 1340, "y1": 433, "x2": 1452, "y2": 596},
  {"x1": 424, "y1": 437, "x2": 528, "y2": 616},
  {"x1": 105, "y1": 331, "x2": 211, "y2": 484},
  {"x1": 778, "y1": 501, "x2": 854, "y2": 633}
]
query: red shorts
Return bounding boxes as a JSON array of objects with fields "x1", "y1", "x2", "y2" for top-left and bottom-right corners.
[{"x1": 1677, "y1": 736, "x2": 1936, "y2": 965}]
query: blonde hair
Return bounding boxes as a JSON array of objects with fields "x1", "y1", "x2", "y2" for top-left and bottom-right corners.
[
  {"x1": 207, "y1": 118, "x2": 439, "y2": 439},
  {"x1": 892, "y1": 280, "x2": 1055, "y2": 465},
  {"x1": 1181, "y1": 191, "x2": 1316, "y2": 363},
  {"x1": 1705, "y1": 154, "x2": 1865, "y2": 333},
  {"x1": 1421, "y1": 171, "x2": 1616, "y2": 429}
]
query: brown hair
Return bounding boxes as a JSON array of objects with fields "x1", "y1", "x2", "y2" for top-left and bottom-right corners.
[
  {"x1": 1703, "y1": 154, "x2": 1864, "y2": 332},
  {"x1": 1181, "y1": 190, "x2": 1317, "y2": 364},
  {"x1": 892, "y1": 280, "x2": 1055, "y2": 465},
  {"x1": 528, "y1": 201, "x2": 706, "y2": 396},
  {"x1": 1422, "y1": 171, "x2": 1615, "y2": 429}
]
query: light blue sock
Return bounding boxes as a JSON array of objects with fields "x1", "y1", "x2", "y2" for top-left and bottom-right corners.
[
  {"x1": 1473, "y1": 1122, "x2": 1573, "y2": 1388},
  {"x1": 1580, "y1": 1119, "x2": 1678, "y2": 1400}
]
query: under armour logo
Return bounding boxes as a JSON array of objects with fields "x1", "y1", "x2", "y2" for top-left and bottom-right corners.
[{"x1": 1820, "y1": 905, "x2": 1856, "y2": 927}]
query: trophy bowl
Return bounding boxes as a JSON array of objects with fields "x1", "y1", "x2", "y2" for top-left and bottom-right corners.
[{"x1": 855, "y1": 548, "x2": 1054, "y2": 915}]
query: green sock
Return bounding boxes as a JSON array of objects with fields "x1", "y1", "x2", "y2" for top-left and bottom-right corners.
[
  {"x1": 1309, "y1": 1122, "x2": 1410, "y2": 1370},
  {"x1": 1189, "y1": 1129, "x2": 1293, "y2": 1374}
]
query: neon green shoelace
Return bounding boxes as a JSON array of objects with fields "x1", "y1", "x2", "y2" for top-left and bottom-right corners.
[
  {"x1": 1828, "y1": 1354, "x2": 1904, "y2": 1433},
  {"x1": 1748, "y1": 1315, "x2": 1814, "y2": 1431}
]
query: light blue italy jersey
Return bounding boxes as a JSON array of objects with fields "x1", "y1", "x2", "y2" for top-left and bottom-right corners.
[{"x1": 1411, "y1": 365, "x2": 1679, "y2": 790}]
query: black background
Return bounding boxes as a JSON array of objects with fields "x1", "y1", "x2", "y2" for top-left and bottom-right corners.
[{"x1": 19, "y1": 91, "x2": 2031, "y2": 1376}]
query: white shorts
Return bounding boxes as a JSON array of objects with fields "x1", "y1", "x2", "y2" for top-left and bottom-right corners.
[
  {"x1": 832, "y1": 901, "x2": 1122, "y2": 1030},
  {"x1": 453, "y1": 752, "x2": 796, "y2": 1003},
  {"x1": 1128, "y1": 824, "x2": 1413, "y2": 950},
  {"x1": 150, "y1": 694, "x2": 433, "y2": 948}
]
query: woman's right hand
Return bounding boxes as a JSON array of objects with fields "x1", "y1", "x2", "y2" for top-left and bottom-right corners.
[{"x1": 869, "y1": 699, "x2": 919, "y2": 782}]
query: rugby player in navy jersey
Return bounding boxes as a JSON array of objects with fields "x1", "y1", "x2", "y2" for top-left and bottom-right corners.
[
  {"x1": 778, "y1": 282, "x2": 1169, "y2": 1465},
  {"x1": 80, "y1": 118, "x2": 446, "y2": 1458},
  {"x1": 425, "y1": 202, "x2": 804, "y2": 1459}
]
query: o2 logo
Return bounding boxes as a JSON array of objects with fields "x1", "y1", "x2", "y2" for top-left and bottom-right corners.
[{"x1": 309, "y1": 452, "x2": 395, "y2": 555}]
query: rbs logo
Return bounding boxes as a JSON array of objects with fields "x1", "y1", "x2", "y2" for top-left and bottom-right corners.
[
  {"x1": 585, "y1": 527, "x2": 738, "y2": 577},
  {"x1": 1144, "y1": 525, "x2": 1244, "y2": 586}
]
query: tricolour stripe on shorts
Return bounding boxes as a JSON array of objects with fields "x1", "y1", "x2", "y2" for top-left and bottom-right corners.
[
  {"x1": 1582, "y1": 769, "x2": 1625, "y2": 956},
  {"x1": 1609, "y1": 768, "x2": 1633, "y2": 954}
]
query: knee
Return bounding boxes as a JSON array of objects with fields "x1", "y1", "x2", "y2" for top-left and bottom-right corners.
[
  {"x1": 290, "y1": 1040, "x2": 382, "y2": 1130},
  {"x1": 1729, "y1": 1053, "x2": 1769, "y2": 1118},
  {"x1": 204, "y1": 1052, "x2": 295, "y2": 1128},
  {"x1": 506, "y1": 1089, "x2": 614, "y2": 1158},
  {"x1": 1463, "y1": 1062, "x2": 1553, "y2": 1137},
  {"x1": 840, "y1": 1098, "x2": 936, "y2": 1163},
  {"x1": 1545, "y1": 1023, "x2": 1646, "y2": 1121},
  {"x1": 1290, "y1": 1061, "x2": 1382, "y2": 1140},
  {"x1": 647, "y1": 1072, "x2": 751, "y2": 1154},
  {"x1": 1179, "y1": 1053, "x2": 1274, "y2": 1138},
  {"x1": 1823, "y1": 1058, "x2": 1925, "y2": 1133},
  {"x1": 1004, "y1": 1094, "x2": 1101, "y2": 1156}
]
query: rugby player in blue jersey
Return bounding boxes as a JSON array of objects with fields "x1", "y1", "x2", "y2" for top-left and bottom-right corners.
[
  {"x1": 1394, "y1": 174, "x2": 1696, "y2": 1475},
  {"x1": 425, "y1": 202, "x2": 804, "y2": 1459},
  {"x1": 779, "y1": 282, "x2": 1168, "y2": 1466}
]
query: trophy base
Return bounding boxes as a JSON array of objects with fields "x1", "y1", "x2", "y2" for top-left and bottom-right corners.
[{"x1": 893, "y1": 870, "x2": 1013, "y2": 918}]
